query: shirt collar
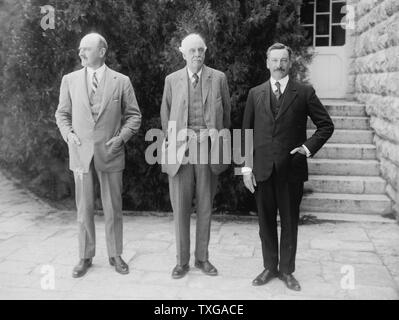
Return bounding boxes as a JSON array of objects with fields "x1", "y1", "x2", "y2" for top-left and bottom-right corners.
[
  {"x1": 187, "y1": 66, "x2": 203, "y2": 80},
  {"x1": 87, "y1": 64, "x2": 106, "y2": 82},
  {"x1": 270, "y1": 74, "x2": 289, "y2": 93}
]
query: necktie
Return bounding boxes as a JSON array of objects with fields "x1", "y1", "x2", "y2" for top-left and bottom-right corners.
[
  {"x1": 91, "y1": 72, "x2": 98, "y2": 96},
  {"x1": 192, "y1": 73, "x2": 199, "y2": 88},
  {"x1": 274, "y1": 81, "x2": 281, "y2": 100}
]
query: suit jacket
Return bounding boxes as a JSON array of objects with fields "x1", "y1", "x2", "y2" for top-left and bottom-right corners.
[
  {"x1": 160, "y1": 65, "x2": 231, "y2": 177},
  {"x1": 55, "y1": 65, "x2": 142, "y2": 173},
  {"x1": 242, "y1": 78, "x2": 334, "y2": 182}
]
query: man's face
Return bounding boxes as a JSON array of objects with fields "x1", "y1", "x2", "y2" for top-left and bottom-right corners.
[
  {"x1": 182, "y1": 38, "x2": 206, "y2": 73},
  {"x1": 78, "y1": 36, "x2": 105, "y2": 68},
  {"x1": 266, "y1": 48, "x2": 292, "y2": 80}
]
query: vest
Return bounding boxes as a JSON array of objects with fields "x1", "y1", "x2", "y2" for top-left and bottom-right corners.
[
  {"x1": 88, "y1": 71, "x2": 106, "y2": 121},
  {"x1": 187, "y1": 74, "x2": 206, "y2": 132}
]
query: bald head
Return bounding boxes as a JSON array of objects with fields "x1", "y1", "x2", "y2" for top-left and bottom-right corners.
[
  {"x1": 179, "y1": 33, "x2": 207, "y2": 73},
  {"x1": 79, "y1": 33, "x2": 107, "y2": 69}
]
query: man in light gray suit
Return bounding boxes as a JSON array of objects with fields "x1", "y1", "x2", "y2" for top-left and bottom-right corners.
[
  {"x1": 55, "y1": 33, "x2": 141, "y2": 278},
  {"x1": 160, "y1": 33, "x2": 231, "y2": 279}
]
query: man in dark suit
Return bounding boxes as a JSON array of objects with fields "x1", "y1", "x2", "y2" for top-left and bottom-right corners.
[
  {"x1": 160, "y1": 33, "x2": 231, "y2": 279},
  {"x1": 241, "y1": 43, "x2": 334, "y2": 291}
]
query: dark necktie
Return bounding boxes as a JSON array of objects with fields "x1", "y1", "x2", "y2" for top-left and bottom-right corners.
[
  {"x1": 192, "y1": 73, "x2": 199, "y2": 88},
  {"x1": 274, "y1": 81, "x2": 281, "y2": 100}
]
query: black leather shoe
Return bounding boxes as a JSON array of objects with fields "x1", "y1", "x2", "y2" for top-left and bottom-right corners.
[
  {"x1": 109, "y1": 256, "x2": 129, "y2": 275},
  {"x1": 252, "y1": 268, "x2": 278, "y2": 286},
  {"x1": 194, "y1": 260, "x2": 218, "y2": 276},
  {"x1": 72, "y1": 258, "x2": 92, "y2": 278},
  {"x1": 172, "y1": 264, "x2": 189, "y2": 279},
  {"x1": 279, "y1": 273, "x2": 301, "y2": 291}
]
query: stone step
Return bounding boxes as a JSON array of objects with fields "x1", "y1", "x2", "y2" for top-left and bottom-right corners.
[
  {"x1": 301, "y1": 193, "x2": 392, "y2": 215},
  {"x1": 305, "y1": 175, "x2": 386, "y2": 194},
  {"x1": 314, "y1": 143, "x2": 376, "y2": 159},
  {"x1": 300, "y1": 212, "x2": 396, "y2": 223},
  {"x1": 307, "y1": 129, "x2": 374, "y2": 144},
  {"x1": 307, "y1": 116, "x2": 370, "y2": 130},
  {"x1": 308, "y1": 159, "x2": 380, "y2": 176},
  {"x1": 322, "y1": 101, "x2": 366, "y2": 117}
]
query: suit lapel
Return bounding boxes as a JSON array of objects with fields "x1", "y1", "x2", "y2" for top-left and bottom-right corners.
[
  {"x1": 78, "y1": 68, "x2": 95, "y2": 122},
  {"x1": 276, "y1": 79, "x2": 297, "y2": 120},
  {"x1": 259, "y1": 80, "x2": 274, "y2": 121},
  {"x1": 201, "y1": 65, "x2": 212, "y2": 105},
  {"x1": 97, "y1": 66, "x2": 117, "y2": 121},
  {"x1": 178, "y1": 67, "x2": 189, "y2": 126}
]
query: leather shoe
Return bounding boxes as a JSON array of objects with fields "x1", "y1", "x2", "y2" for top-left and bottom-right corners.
[
  {"x1": 194, "y1": 260, "x2": 218, "y2": 276},
  {"x1": 109, "y1": 256, "x2": 129, "y2": 275},
  {"x1": 171, "y1": 264, "x2": 189, "y2": 279},
  {"x1": 279, "y1": 272, "x2": 301, "y2": 291},
  {"x1": 72, "y1": 258, "x2": 92, "y2": 278},
  {"x1": 252, "y1": 268, "x2": 278, "y2": 286}
]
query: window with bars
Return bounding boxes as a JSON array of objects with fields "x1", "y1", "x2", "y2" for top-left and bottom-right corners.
[{"x1": 300, "y1": 0, "x2": 346, "y2": 47}]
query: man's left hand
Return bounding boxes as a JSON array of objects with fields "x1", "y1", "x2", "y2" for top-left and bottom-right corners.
[
  {"x1": 290, "y1": 146, "x2": 307, "y2": 156},
  {"x1": 106, "y1": 136, "x2": 124, "y2": 153}
]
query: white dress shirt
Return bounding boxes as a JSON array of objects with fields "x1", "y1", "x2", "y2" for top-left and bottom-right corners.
[
  {"x1": 270, "y1": 74, "x2": 289, "y2": 95},
  {"x1": 86, "y1": 63, "x2": 106, "y2": 93},
  {"x1": 187, "y1": 67, "x2": 203, "y2": 85}
]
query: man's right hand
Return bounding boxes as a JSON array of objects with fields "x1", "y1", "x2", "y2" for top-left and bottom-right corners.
[
  {"x1": 243, "y1": 172, "x2": 257, "y2": 194},
  {"x1": 67, "y1": 132, "x2": 81, "y2": 146}
]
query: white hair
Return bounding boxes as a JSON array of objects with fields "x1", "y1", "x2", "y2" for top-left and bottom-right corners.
[{"x1": 179, "y1": 33, "x2": 207, "y2": 54}]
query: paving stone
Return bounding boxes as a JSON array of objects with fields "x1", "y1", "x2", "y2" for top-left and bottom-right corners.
[
  {"x1": 187, "y1": 274, "x2": 251, "y2": 292},
  {"x1": 294, "y1": 260, "x2": 324, "y2": 282},
  {"x1": 0, "y1": 260, "x2": 38, "y2": 275},
  {"x1": 296, "y1": 249, "x2": 332, "y2": 262},
  {"x1": 132, "y1": 253, "x2": 176, "y2": 272},
  {"x1": 0, "y1": 273, "x2": 38, "y2": 289},
  {"x1": 283, "y1": 281, "x2": 345, "y2": 299},
  {"x1": 136, "y1": 270, "x2": 188, "y2": 287},
  {"x1": 343, "y1": 285, "x2": 399, "y2": 300},
  {"x1": 1, "y1": 170, "x2": 399, "y2": 300},
  {"x1": 125, "y1": 240, "x2": 171, "y2": 254},
  {"x1": 210, "y1": 257, "x2": 263, "y2": 279},
  {"x1": 0, "y1": 287, "x2": 67, "y2": 300},
  {"x1": 310, "y1": 239, "x2": 374, "y2": 251},
  {"x1": 210, "y1": 244, "x2": 255, "y2": 258},
  {"x1": 330, "y1": 251, "x2": 382, "y2": 265},
  {"x1": 7, "y1": 247, "x2": 57, "y2": 264},
  {"x1": 321, "y1": 262, "x2": 395, "y2": 288}
]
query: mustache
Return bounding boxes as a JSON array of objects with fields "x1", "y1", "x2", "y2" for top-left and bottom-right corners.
[{"x1": 274, "y1": 68, "x2": 285, "y2": 72}]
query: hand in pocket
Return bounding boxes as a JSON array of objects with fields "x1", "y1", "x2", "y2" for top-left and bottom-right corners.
[{"x1": 106, "y1": 136, "x2": 124, "y2": 154}]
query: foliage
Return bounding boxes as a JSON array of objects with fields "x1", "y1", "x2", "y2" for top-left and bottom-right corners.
[{"x1": 0, "y1": 0, "x2": 312, "y2": 212}]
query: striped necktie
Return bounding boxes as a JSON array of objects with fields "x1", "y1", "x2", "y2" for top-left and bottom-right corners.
[
  {"x1": 91, "y1": 72, "x2": 98, "y2": 95},
  {"x1": 192, "y1": 73, "x2": 199, "y2": 88}
]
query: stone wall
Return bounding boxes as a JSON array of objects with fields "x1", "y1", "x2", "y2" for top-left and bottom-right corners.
[{"x1": 351, "y1": 0, "x2": 399, "y2": 218}]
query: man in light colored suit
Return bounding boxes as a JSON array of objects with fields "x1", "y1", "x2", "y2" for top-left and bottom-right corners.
[
  {"x1": 55, "y1": 33, "x2": 141, "y2": 278},
  {"x1": 160, "y1": 33, "x2": 231, "y2": 279}
]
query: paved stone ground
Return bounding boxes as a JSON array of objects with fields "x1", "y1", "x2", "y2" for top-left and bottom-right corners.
[{"x1": 0, "y1": 171, "x2": 399, "y2": 300}]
